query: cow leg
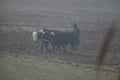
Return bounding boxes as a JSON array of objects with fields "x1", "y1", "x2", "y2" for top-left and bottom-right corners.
[
  {"x1": 58, "y1": 46, "x2": 61, "y2": 52},
  {"x1": 52, "y1": 45, "x2": 55, "y2": 53},
  {"x1": 56, "y1": 45, "x2": 61, "y2": 52},
  {"x1": 62, "y1": 45, "x2": 67, "y2": 53},
  {"x1": 45, "y1": 41, "x2": 51, "y2": 52},
  {"x1": 71, "y1": 43, "x2": 77, "y2": 50},
  {"x1": 40, "y1": 41, "x2": 44, "y2": 53}
]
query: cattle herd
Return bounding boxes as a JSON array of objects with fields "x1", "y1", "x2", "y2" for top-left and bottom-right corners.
[{"x1": 32, "y1": 24, "x2": 80, "y2": 53}]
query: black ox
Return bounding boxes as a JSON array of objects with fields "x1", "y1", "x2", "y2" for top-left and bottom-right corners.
[{"x1": 32, "y1": 27, "x2": 80, "y2": 53}]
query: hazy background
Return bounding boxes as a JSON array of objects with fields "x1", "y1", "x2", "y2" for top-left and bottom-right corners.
[
  {"x1": 0, "y1": 0, "x2": 120, "y2": 28},
  {"x1": 0, "y1": 0, "x2": 120, "y2": 80},
  {"x1": 0, "y1": 0, "x2": 120, "y2": 73}
]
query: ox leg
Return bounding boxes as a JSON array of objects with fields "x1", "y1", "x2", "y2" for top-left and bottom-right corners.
[
  {"x1": 71, "y1": 43, "x2": 77, "y2": 50},
  {"x1": 45, "y1": 41, "x2": 51, "y2": 53},
  {"x1": 62, "y1": 45, "x2": 67, "y2": 53},
  {"x1": 56, "y1": 46, "x2": 61, "y2": 52},
  {"x1": 53, "y1": 44, "x2": 61, "y2": 53},
  {"x1": 52, "y1": 45, "x2": 55, "y2": 53},
  {"x1": 40, "y1": 42, "x2": 44, "y2": 53},
  {"x1": 52, "y1": 43, "x2": 61, "y2": 53}
]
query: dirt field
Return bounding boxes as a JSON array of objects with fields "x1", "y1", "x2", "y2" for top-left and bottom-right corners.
[
  {"x1": 0, "y1": 0, "x2": 120, "y2": 80},
  {"x1": 0, "y1": 24, "x2": 119, "y2": 80},
  {"x1": 0, "y1": 53, "x2": 119, "y2": 80}
]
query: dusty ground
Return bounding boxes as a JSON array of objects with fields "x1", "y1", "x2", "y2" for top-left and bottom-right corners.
[
  {"x1": 0, "y1": 0, "x2": 120, "y2": 79},
  {"x1": 0, "y1": 26, "x2": 119, "y2": 71},
  {"x1": 0, "y1": 52, "x2": 119, "y2": 80}
]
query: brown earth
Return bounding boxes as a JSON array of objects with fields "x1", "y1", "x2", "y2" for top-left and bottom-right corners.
[
  {"x1": 0, "y1": 0, "x2": 120, "y2": 73},
  {"x1": 0, "y1": 26, "x2": 119, "y2": 72}
]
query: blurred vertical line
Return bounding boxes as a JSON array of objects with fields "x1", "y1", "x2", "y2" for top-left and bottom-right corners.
[
  {"x1": 0, "y1": 27, "x2": 3, "y2": 51},
  {"x1": 0, "y1": 27, "x2": 4, "y2": 57},
  {"x1": 118, "y1": 71, "x2": 120, "y2": 80},
  {"x1": 95, "y1": 21, "x2": 116, "y2": 71}
]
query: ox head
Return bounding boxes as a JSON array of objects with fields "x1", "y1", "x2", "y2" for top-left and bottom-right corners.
[
  {"x1": 32, "y1": 29, "x2": 46, "y2": 43},
  {"x1": 39, "y1": 29, "x2": 45, "y2": 34},
  {"x1": 32, "y1": 31, "x2": 38, "y2": 43},
  {"x1": 50, "y1": 32, "x2": 55, "y2": 36}
]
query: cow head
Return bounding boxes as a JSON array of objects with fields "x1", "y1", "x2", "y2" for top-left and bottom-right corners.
[
  {"x1": 50, "y1": 32, "x2": 55, "y2": 36},
  {"x1": 32, "y1": 31, "x2": 38, "y2": 43}
]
